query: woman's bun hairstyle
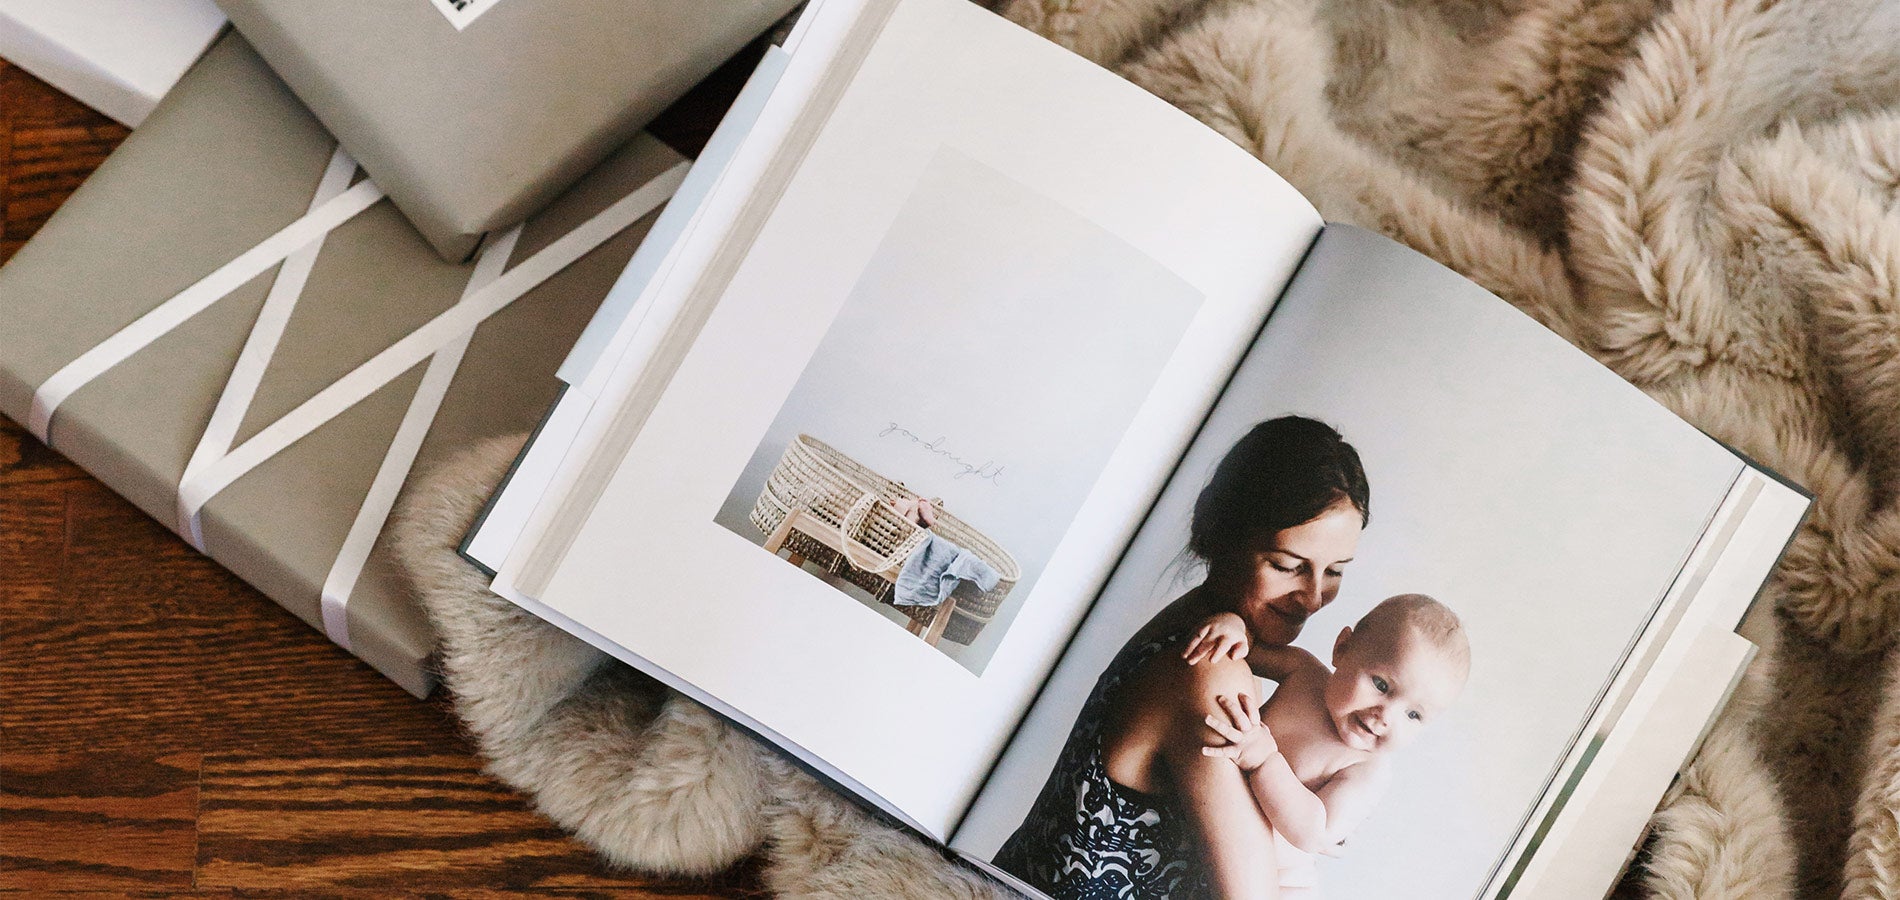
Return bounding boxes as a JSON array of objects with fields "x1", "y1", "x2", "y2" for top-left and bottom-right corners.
[{"x1": 1189, "y1": 416, "x2": 1369, "y2": 565}]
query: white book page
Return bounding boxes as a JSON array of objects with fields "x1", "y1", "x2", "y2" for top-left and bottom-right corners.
[
  {"x1": 462, "y1": 48, "x2": 797, "y2": 574},
  {"x1": 510, "y1": 0, "x2": 1321, "y2": 837},
  {"x1": 956, "y1": 226, "x2": 1744, "y2": 898}
]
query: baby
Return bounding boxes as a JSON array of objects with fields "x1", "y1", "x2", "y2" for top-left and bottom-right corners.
[{"x1": 1184, "y1": 593, "x2": 1471, "y2": 896}]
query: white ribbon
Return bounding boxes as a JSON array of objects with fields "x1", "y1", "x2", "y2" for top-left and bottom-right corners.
[
  {"x1": 177, "y1": 146, "x2": 362, "y2": 549},
  {"x1": 28, "y1": 176, "x2": 386, "y2": 443},
  {"x1": 170, "y1": 162, "x2": 689, "y2": 541},
  {"x1": 31, "y1": 145, "x2": 689, "y2": 650},
  {"x1": 318, "y1": 225, "x2": 520, "y2": 650}
]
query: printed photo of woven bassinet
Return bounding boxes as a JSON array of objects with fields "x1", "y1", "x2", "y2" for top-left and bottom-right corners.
[{"x1": 749, "y1": 434, "x2": 1020, "y2": 646}]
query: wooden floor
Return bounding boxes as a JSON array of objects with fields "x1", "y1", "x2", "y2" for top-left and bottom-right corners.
[{"x1": 0, "y1": 52, "x2": 769, "y2": 897}]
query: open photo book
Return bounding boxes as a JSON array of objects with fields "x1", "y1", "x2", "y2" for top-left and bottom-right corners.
[{"x1": 460, "y1": 0, "x2": 1811, "y2": 896}]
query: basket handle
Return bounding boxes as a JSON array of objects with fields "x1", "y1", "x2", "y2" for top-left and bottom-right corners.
[{"x1": 837, "y1": 492, "x2": 926, "y2": 574}]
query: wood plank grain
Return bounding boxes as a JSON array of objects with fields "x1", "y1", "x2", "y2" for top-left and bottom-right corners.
[
  {"x1": 0, "y1": 46, "x2": 767, "y2": 900},
  {"x1": 0, "y1": 63, "x2": 13, "y2": 262},
  {"x1": 52, "y1": 479, "x2": 242, "y2": 623},
  {"x1": 0, "y1": 419, "x2": 87, "y2": 487},
  {"x1": 0, "y1": 615, "x2": 212, "y2": 755},
  {"x1": 7, "y1": 894, "x2": 232, "y2": 899},
  {"x1": 0, "y1": 753, "x2": 200, "y2": 891},
  {"x1": 2, "y1": 481, "x2": 463, "y2": 757},
  {"x1": 195, "y1": 624, "x2": 468, "y2": 759},
  {"x1": 0, "y1": 62, "x2": 126, "y2": 260},
  {"x1": 196, "y1": 755, "x2": 766, "y2": 896},
  {"x1": 0, "y1": 477, "x2": 63, "y2": 610},
  {"x1": 0, "y1": 891, "x2": 760, "y2": 900},
  {"x1": 0, "y1": 612, "x2": 468, "y2": 758}
]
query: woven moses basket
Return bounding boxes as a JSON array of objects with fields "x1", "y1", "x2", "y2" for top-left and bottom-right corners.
[{"x1": 749, "y1": 434, "x2": 1020, "y2": 645}]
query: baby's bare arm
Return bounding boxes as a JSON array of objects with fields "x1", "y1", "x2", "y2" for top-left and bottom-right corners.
[
  {"x1": 1248, "y1": 757, "x2": 1392, "y2": 853},
  {"x1": 1184, "y1": 614, "x2": 1325, "y2": 683},
  {"x1": 1245, "y1": 644, "x2": 1324, "y2": 683},
  {"x1": 1184, "y1": 612, "x2": 1252, "y2": 666}
]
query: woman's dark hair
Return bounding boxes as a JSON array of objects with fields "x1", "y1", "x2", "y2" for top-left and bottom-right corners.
[{"x1": 1188, "y1": 416, "x2": 1369, "y2": 564}]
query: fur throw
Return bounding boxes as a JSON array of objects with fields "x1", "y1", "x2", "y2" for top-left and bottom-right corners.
[{"x1": 390, "y1": 0, "x2": 1900, "y2": 894}]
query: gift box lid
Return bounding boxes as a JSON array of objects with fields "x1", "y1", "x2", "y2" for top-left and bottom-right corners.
[
  {"x1": 0, "y1": 31, "x2": 685, "y2": 697},
  {"x1": 215, "y1": 0, "x2": 796, "y2": 262},
  {"x1": 0, "y1": 0, "x2": 225, "y2": 126}
]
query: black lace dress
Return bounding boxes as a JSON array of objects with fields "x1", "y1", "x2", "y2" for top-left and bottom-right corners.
[{"x1": 993, "y1": 631, "x2": 1203, "y2": 898}]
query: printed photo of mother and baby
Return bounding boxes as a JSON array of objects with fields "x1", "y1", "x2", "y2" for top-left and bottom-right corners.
[{"x1": 995, "y1": 416, "x2": 1472, "y2": 899}]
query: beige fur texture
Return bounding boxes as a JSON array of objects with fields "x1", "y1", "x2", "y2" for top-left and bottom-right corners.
[
  {"x1": 393, "y1": 436, "x2": 1011, "y2": 897},
  {"x1": 390, "y1": 0, "x2": 1900, "y2": 894}
]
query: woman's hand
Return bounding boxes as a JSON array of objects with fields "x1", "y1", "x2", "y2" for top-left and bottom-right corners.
[
  {"x1": 1183, "y1": 612, "x2": 1252, "y2": 665},
  {"x1": 1201, "y1": 691, "x2": 1278, "y2": 771}
]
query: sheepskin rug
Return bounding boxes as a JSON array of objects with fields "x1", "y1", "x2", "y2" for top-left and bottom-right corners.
[{"x1": 390, "y1": 0, "x2": 1900, "y2": 895}]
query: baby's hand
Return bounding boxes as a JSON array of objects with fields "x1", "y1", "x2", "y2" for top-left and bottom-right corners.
[
  {"x1": 1183, "y1": 612, "x2": 1250, "y2": 666},
  {"x1": 1201, "y1": 691, "x2": 1278, "y2": 771}
]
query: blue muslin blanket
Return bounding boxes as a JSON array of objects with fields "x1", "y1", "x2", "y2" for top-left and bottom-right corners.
[{"x1": 893, "y1": 533, "x2": 999, "y2": 607}]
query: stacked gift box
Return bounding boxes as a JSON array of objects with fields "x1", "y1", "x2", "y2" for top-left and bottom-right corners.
[{"x1": 0, "y1": 0, "x2": 800, "y2": 696}]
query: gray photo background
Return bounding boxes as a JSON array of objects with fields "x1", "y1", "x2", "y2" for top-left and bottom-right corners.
[
  {"x1": 961, "y1": 225, "x2": 1744, "y2": 897},
  {"x1": 714, "y1": 147, "x2": 1202, "y2": 675}
]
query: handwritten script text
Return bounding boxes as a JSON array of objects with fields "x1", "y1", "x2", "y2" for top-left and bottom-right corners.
[{"x1": 878, "y1": 423, "x2": 1006, "y2": 486}]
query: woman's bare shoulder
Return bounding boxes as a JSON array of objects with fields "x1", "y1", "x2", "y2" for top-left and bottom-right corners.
[{"x1": 1124, "y1": 643, "x2": 1258, "y2": 722}]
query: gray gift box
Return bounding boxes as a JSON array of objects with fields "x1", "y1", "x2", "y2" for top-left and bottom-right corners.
[
  {"x1": 0, "y1": 32, "x2": 685, "y2": 697},
  {"x1": 216, "y1": 0, "x2": 797, "y2": 262}
]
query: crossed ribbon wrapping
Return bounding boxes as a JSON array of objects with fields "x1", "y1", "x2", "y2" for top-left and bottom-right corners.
[{"x1": 30, "y1": 145, "x2": 688, "y2": 650}]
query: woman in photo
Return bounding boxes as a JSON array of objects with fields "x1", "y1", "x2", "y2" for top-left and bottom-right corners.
[{"x1": 994, "y1": 415, "x2": 1370, "y2": 899}]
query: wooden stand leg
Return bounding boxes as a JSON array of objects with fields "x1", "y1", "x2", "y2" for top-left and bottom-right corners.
[
  {"x1": 765, "y1": 517, "x2": 811, "y2": 568},
  {"x1": 922, "y1": 598, "x2": 957, "y2": 647},
  {"x1": 764, "y1": 515, "x2": 796, "y2": 555}
]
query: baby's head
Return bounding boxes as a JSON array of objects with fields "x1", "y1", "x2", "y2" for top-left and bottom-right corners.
[{"x1": 1325, "y1": 593, "x2": 1469, "y2": 755}]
